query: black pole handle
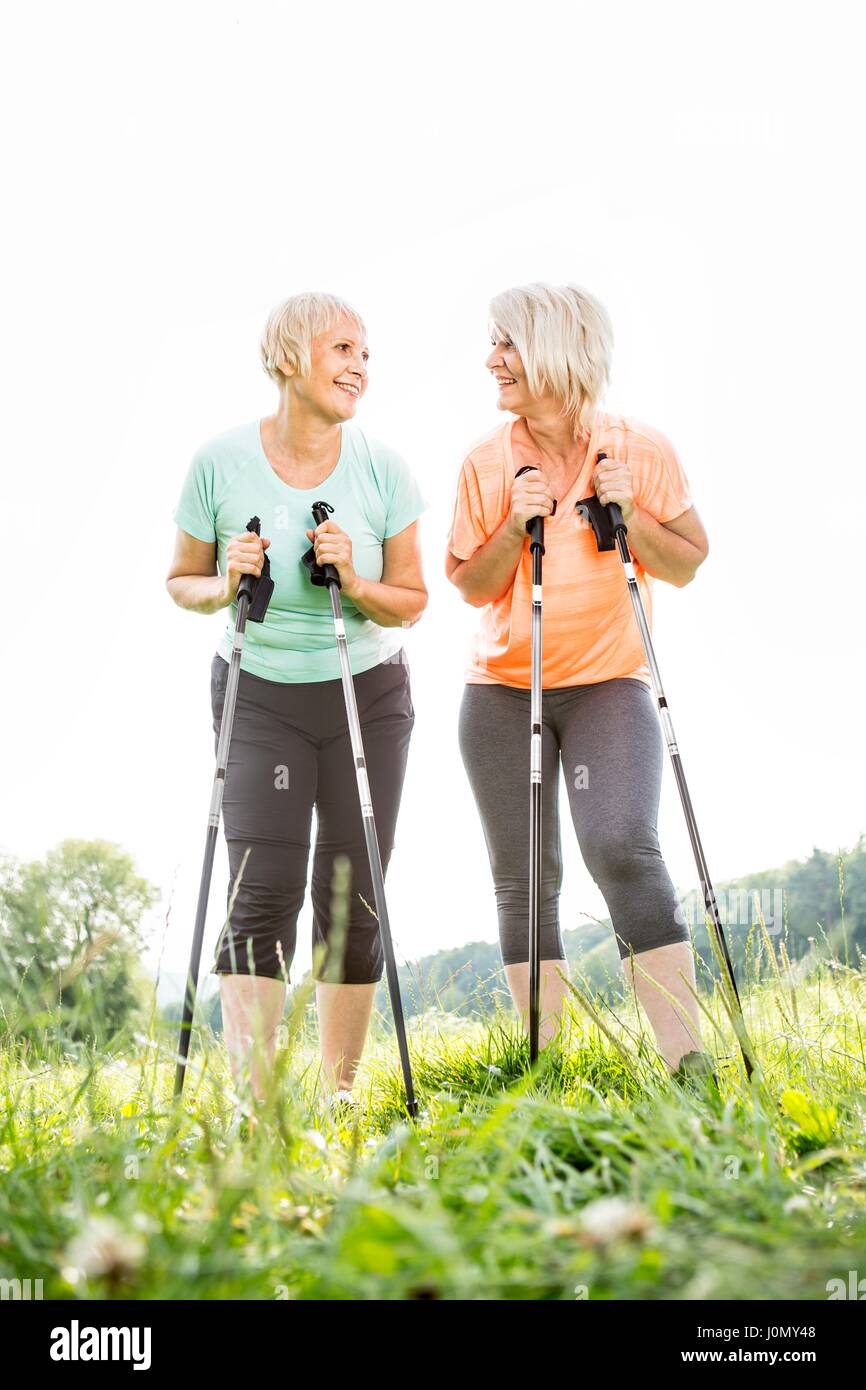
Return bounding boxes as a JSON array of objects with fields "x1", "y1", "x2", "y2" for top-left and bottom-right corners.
[
  {"x1": 514, "y1": 464, "x2": 556, "y2": 552},
  {"x1": 311, "y1": 500, "x2": 340, "y2": 587},
  {"x1": 237, "y1": 515, "x2": 262, "y2": 603},
  {"x1": 595, "y1": 453, "x2": 627, "y2": 535}
]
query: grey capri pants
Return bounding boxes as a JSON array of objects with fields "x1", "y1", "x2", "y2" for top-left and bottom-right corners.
[
  {"x1": 458, "y1": 677, "x2": 689, "y2": 963},
  {"x1": 210, "y1": 649, "x2": 414, "y2": 984}
]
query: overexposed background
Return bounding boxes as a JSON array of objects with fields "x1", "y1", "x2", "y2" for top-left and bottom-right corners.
[{"x1": 1, "y1": 0, "x2": 864, "y2": 982}]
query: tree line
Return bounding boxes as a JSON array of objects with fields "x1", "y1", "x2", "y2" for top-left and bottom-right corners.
[{"x1": 1, "y1": 835, "x2": 863, "y2": 1042}]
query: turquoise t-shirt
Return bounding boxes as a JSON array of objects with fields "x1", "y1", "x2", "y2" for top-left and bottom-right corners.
[{"x1": 173, "y1": 419, "x2": 428, "y2": 682}]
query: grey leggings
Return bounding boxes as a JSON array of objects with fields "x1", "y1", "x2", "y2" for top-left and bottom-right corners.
[{"x1": 458, "y1": 678, "x2": 689, "y2": 963}]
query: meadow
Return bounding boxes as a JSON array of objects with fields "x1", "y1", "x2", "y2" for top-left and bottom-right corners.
[{"x1": 2, "y1": 945, "x2": 865, "y2": 1302}]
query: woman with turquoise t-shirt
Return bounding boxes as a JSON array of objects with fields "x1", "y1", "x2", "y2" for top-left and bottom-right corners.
[{"x1": 167, "y1": 292, "x2": 428, "y2": 1106}]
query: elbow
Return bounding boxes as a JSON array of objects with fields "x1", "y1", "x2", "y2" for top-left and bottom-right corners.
[
  {"x1": 446, "y1": 551, "x2": 483, "y2": 604},
  {"x1": 451, "y1": 579, "x2": 486, "y2": 608},
  {"x1": 166, "y1": 573, "x2": 191, "y2": 608},
  {"x1": 465, "y1": 581, "x2": 494, "y2": 607},
  {"x1": 445, "y1": 555, "x2": 463, "y2": 590},
  {"x1": 447, "y1": 568, "x2": 487, "y2": 608},
  {"x1": 676, "y1": 546, "x2": 708, "y2": 588},
  {"x1": 408, "y1": 588, "x2": 429, "y2": 624},
  {"x1": 396, "y1": 587, "x2": 429, "y2": 627}
]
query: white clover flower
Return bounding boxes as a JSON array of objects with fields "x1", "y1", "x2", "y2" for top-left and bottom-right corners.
[
  {"x1": 783, "y1": 1194, "x2": 811, "y2": 1214},
  {"x1": 63, "y1": 1215, "x2": 145, "y2": 1280},
  {"x1": 578, "y1": 1197, "x2": 652, "y2": 1247}
]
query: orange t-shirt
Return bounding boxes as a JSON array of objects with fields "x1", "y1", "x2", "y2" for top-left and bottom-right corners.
[{"x1": 446, "y1": 410, "x2": 693, "y2": 689}]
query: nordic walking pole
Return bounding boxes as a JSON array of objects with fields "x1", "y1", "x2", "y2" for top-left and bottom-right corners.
[
  {"x1": 577, "y1": 456, "x2": 754, "y2": 1079},
  {"x1": 515, "y1": 465, "x2": 556, "y2": 1064},
  {"x1": 174, "y1": 517, "x2": 274, "y2": 1097},
  {"x1": 305, "y1": 501, "x2": 418, "y2": 1120}
]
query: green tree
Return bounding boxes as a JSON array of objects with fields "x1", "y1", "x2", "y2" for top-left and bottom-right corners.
[{"x1": 0, "y1": 839, "x2": 157, "y2": 1045}]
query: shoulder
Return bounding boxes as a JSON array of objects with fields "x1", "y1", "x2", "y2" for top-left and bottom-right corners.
[
  {"x1": 461, "y1": 419, "x2": 511, "y2": 473},
  {"x1": 343, "y1": 425, "x2": 414, "y2": 495},
  {"x1": 342, "y1": 426, "x2": 423, "y2": 521},
  {"x1": 597, "y1": 410, "x2": 680, "y2": 467},
  {"x1": 343, "y1": 424, "x2": 407, "y2": 471},
  {"x1": 190, "y1": 419, "x2": 261, "y2": 475},
  {"x1": 599, "y1": 411, "x2": 692, "y2": 519}
]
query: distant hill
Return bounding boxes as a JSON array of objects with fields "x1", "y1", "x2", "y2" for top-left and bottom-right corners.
[
  {"x1": 155, "y1": 837, "x2": 866, "y2": 1026},
  {"x1": 383, "y1": 836, "x2": 866, "y2": 1018}
]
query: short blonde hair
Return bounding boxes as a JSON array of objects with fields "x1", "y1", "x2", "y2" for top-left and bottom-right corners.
[
  {"x1": 489, "y1": 282, "x2": 613, "y2": 437},
  {"x1": 260, "y1": 291, "x2": 366, "y2": 383}
]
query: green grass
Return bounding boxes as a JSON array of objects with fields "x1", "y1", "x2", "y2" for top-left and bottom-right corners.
[{"x1": 1, "y1": 957, "x2": 866, "y2": 1301}]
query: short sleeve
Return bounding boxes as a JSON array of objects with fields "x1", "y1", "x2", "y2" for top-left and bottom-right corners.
[
  {"x1": 383, "y1": 449, "x2": 427, "y2": 538},
  {"x1": 633, "y1": 428, "x2": 693, "y2": 524},
  {"x1": 173, "y1": 447, "x2": 217, "y2": 543},
  {"x1": 447, "y1": 456, "x2": 489, "y2": 561}
]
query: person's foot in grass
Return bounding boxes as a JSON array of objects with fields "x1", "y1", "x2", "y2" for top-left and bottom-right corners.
[
  {"x1": 671, "y1": 1050, "x2": 720, "y2": 1097},
  {"x1": 227, "y1": 1096, "x2": 265, "y2": 1141},
  {"x1": 325, "y1": 1089, "x2": 360, "y2": 1118}
]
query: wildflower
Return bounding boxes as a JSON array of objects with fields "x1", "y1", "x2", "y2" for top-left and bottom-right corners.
[
  {"x1": 783, "y1": 1195, "x2": 811, "y2": 1214},
  {"x1": 578, "y1": 1197, "x2": 652, "y2": 1247},
  {"x1": 63, "y1": 1215, "x2": 145, "y2": 1282}
]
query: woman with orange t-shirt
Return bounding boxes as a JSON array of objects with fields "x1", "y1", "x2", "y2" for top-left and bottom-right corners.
[{"x1": 446, "y1": 282, "x2": 712, "y2": 1075}]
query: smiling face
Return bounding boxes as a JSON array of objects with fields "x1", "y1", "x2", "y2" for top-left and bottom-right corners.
[
  {"x1": 288, "y1": 313, "x2": 370, "y2": 421},
  {"x1": 486, "y1": 332, "x2": 536, "y2": 415}
]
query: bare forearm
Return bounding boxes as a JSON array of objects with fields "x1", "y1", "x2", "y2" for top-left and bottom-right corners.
[
  {"x1": 625, "y1": 507, "x2": 705, "y2": 586},
  {"x1": 449, "y1": 518, "x2": 525, "y2": 606},
  {"x1": 345, "y1": 577, "x2": 428, "y2": 627},
  {"x1": 166, "y1": 574, "x2": 229, "y2": 614}
]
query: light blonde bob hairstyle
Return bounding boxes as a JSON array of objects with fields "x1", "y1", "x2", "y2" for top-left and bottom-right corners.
[
  {"x1": 260, "y1": 291, "x2": 366, "y2": 384},
  {"x1": 489, "y1": 282, "x2": 613, "y2": 437}
]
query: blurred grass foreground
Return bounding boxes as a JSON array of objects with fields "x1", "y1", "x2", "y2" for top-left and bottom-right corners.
[{"x1": 0, "y1": 838, "x2": 865, "y2": 1301}]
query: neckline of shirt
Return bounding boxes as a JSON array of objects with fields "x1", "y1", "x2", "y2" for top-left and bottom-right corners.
[
  {"x1": 254, "y1": 418, "x2": 349, "y2": 495},
  {"x1": 504, "y1": 412, "x2": 604, "y2": 522}
]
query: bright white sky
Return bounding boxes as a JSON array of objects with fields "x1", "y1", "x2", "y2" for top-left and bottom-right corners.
[{"x1": 2, "y1": 1, "x2": 864, "y2": 982}]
